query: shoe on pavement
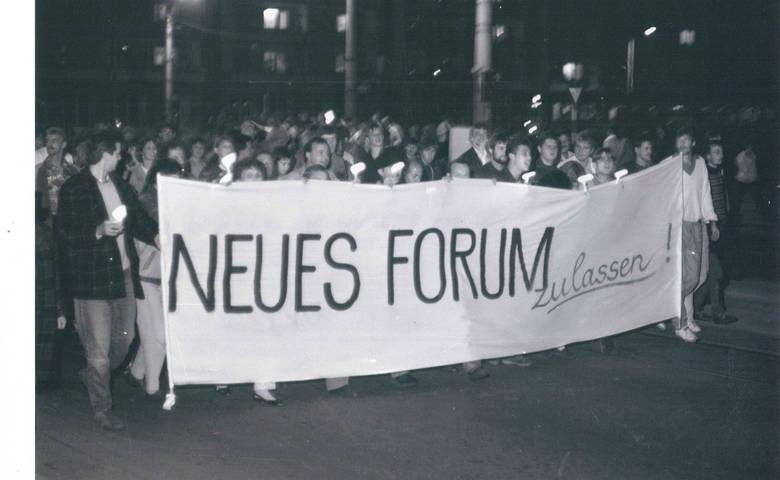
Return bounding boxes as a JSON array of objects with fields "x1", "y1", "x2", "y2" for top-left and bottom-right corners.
[
  {"x1": 123, "y1": 370, "x2": 144, "y2": 391},
  {"x1": 252, "y1": 389, "x2": 280, "y2": 406},
  {"x1": 656, "y1": 322, "x2": 667, "y2": 331},
  {"x1": 466, "y1": 368, "x2": 490, "y2": 381},
  {"x1": 94, "y1": 411, "x2": 126, "y2": 431},
  {"x1": 687, "y1": 318, "x2": 702, "y2": 333},
  {"x1": 392, "y1": 373, "x2": 419, "y2": 388},
  {"x1": 674, "y1": 327, "x2": 698, "y2": 343},
  {"x1": 215, "y1": 385, "x2": 232, "y2": 396},
  {"x1": 501, "y1": 355, "x2": 532, "y2": 367}
]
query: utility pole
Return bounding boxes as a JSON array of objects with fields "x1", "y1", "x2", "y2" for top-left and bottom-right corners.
[
  {"x1": 472, "y1": 0, "x2": 492, "y2": 124},
  {"x1": 165, "y1": 3, "x2": 175, "y2": 123},
  {"x1": 344, "y1": 0, "x2": 357, "y2": 120}
]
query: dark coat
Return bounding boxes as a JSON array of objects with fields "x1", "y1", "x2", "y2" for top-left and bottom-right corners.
[
  {"x1": 454, "y1": 148, "x2": 485, "y2": 178},
  {"x1": 57, "y1": 170, "x2": 158, "y2": 300}
]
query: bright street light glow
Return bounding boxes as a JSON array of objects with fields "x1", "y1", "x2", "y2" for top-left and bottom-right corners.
[
  {"x1": 523, "y1": 120, "x2": 532, "y2": 127},
  {"x1": 644, "y1": 26, "x2": 657, "y2": 36},
  {"x1": 528, "y1": 125, "x2": 538, "y2": 134},
  {"x1": 433, "y1": 69, "x2": 441, "y2": 77},
  {"x1": 531, "y1": 94, "x2": 542, "y2": 103}
]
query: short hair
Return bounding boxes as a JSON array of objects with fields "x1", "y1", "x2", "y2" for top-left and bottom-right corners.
[
  {"x1": 89, "y1": 131, "x2": 122, "y2": 166},
  {"x1": 166, "y1": 141, "x2": 185, "y2": 154},
  {"x1": 632, "y1": 130, "x2": 655, "y2": 147},
  {"x1": 507, "y1": 136, "x2": 533, "y2": 156},
  {"x1": 449, "y1": 161, "x2": 471, "y2": 177},
  {"x1": 45, "y1": 126, "x2": 66, "y2": 138},
  {"x1": 272, "y1": 146, "x2": 292, "y2": 161},
  {"x1": 536, "y1": 130, "x2": 558, "y2": 146},
  {"x1": 304, "y1": 137, "x2": 329, "y2": 154},
  {"x1": 489, "y1": 132, "x2": 510, "y2": 149},
  {"x1": 189, "y1": 136, "x2": 206, "y2": 148},
  {"x1": 232, "y1": 158, "x2": 266, "y2": 180},
  {"x1": 707, "y1": 140, "x2": 724, "y2": 153},
  {"x1": 302, "y1": 164, "x2": 330, "y2": 180},
  {"x1": 213, "y1": 133, "x2": 234, "y2": 149},
  {"x1": 575, "y1": 130, "x2": 596, "y2": 148},
  {"x1": 675, "y1": 126, "x2": 695, "y2": 141},
  {"x1": 592, "y1": 147, "x2": 615, "y2": 162},
  {"x1": 470, "y1": 123, "x2": 489, "y2": 135}
]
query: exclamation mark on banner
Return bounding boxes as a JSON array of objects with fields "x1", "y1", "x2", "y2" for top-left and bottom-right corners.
[{"x1": 666, "y1": 223, "x2": 672, "y2": 263}]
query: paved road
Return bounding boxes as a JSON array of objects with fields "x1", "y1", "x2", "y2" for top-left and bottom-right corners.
[{"x1": 36, "y1": 315, "x2": 778, "y2": 479}]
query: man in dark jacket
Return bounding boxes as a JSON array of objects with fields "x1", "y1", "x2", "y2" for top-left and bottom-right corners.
[
  {"x1": 57, "y1": 131, "x2": 158, "y2": 431},
  {"x1": 454, "y1": 123, "x2": 490, "y2": 177}
]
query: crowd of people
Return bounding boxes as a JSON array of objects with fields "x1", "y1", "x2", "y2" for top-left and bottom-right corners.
[{"x1": 35, "y1": 109, "x2": 771, "y2": 430}]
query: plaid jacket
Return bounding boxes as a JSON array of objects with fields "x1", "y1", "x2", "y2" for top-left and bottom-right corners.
[{"x1": 57, "y1": 170, "x2": 158, "y2": 300}]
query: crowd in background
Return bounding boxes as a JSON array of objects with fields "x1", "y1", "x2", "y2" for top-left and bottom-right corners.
[{"x1": 34, "y1": 108, "x2": 777, "y2": 430}]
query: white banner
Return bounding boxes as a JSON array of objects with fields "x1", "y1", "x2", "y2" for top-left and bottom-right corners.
[{"x1": 158, "y1": 159, "x2": 682, "y2": 386}]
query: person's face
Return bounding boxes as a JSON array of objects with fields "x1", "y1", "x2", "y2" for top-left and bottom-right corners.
[
  {"x1": 707, "y1": 145, "x2": 724, "y2": 166},
  {"x1": 470, "y1": 128, "x2": 488, "y2": 150},
  {"x1": 277, "y1": 157, "x2": 292, "y2": 175},
  {"x1": 595, "y1": 154, "x2": 616, "y2": 176},
  {"x1": 574, "y1": 139, "x2": 593, "y2": 162},
  {"x1": 380, "y1": 166, "x2": 402, "y2": 186},
  {"x1": 239, "y1": 167, "x2": 264, "y2": 182},
  {"x1": 191, "y1": 142, "x2": 205, "y2": 159},
  {"x1": 142, "y1": 141, "x2": 158, "y2": 163},
  {"x1": 105, "y1": 142, "x2": 122, "y2": 172},
  {"x1": 257, "y1": 153, "x2": 274, "y2": 172},
  {"x1": 168, "y1": 147, "x2": 186, "y2": 166},
  {"x1": 46, "y1": 133, "x2": 65, "y2": 155},
  {"x1": 509, "y1": 145, "x2": 532, "y2": 172},
  {"x1": 404, "y1": 143, "x2": 418, "y2": 159},
  {"x1": 635, "y1": 141, "x2": 653, "y2": 163},
  {"x1": 558, "y1": 134, "x2": 571, "y2": 153},
  {"x1": 539, "y1": 139, "x2": 559, "y2": 164},
  {"x1": 421, "y1": 146, "x2": 436, "y2": 164},
  {"x1": 436, "y1": 124, "x2": 449, "y2": 143},
  {"x1": 369, "y1": 128, "x2": 384, "y2": 148},
  {"x1": 450, "y1": 163, "x2": 470, "y2": 178},
  {"x1": 675, "y1": 134, "x2": 695, "y2": 155},
  {"x1": 307, "y1": 142, "x2": 331, "y2": 167},
  {"x1": 492, "y1": 142, "x2": 507, "y2": 164},
  {"x1": 215, "y1": 139, "x2": 235, "y2": 159},
  {"x1": 240, "y1": 121, "x2": 257, "y2": 137},
  {"x1": 160, "y1": 127, "x2": 174, "y2": 143},
  {"x1": 404, "y1": 164, "x2": 423, "y2": 184}
]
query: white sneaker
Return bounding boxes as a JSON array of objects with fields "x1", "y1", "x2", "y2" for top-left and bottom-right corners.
[
  {"x1": 656, "y1": 322, "x2": 667, "y2": 331},
  {"x1": 687, "y1": 318, "x2": 702, "y2": 333},
  {"x1": 675, "y1": 327, "x2": 698, "y2": 343}
]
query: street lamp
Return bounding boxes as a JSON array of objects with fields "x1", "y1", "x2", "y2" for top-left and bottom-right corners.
[
  {"x1": 562, "y1": 62, "x2": 584, "y2": 137},
  {"x1": 161, "y1": 0, "x2": 199, "y2": 124},
  {"x1": 627, "y1": 26, "x2": 656, "y2": 97}
]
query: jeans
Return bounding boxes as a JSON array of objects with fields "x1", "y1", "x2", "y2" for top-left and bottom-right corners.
[
  {"x1": 73, "y1": 269, "x2": 136, "y2": 414},
  {"x1": 675, "y1": 221, "x2": 703, "y2": 331}
]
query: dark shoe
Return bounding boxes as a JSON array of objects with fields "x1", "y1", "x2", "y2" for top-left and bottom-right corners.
[
  {"x1": 598, "y1": 337, "x2": 615, "y2": 354},
  {"x1": 392, "y1": 373, "x2": 419, "y2": 388},
  {"x1": 712, "y1": 313, "x2": 738, "y2": 325},
  {"x1": 145, "y1": 390, "x2": 164, "y2": 401},
  {"x1": 252, "y1": 392, "x2": 280, "y2": 406},
  {"x1": 94, "y1": 411, "x2": 126, "y2": 431},
  {"x1": 123, "y1": 370, "x2": 144, "y2": 391},
  {"x1": 215, "y1": 385, "x2": 232, "y2": 396},
  {"x1": 467, "y1": 368, "x2": 490, "y2": 381}
]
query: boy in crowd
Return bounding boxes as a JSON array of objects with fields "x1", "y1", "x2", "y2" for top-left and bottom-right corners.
[
  {"x1": 665, "y1": 127, "x2": 718, "y2": 342},
  {"x1": 694, "y1": 140, "x2": 737, "y2": 325},
  {"x1": 627, "y1": 132, "x2": 655, "y2": 174},
  {"x1": 418, "y1": 137, "x2": 443, "y2": 181}
]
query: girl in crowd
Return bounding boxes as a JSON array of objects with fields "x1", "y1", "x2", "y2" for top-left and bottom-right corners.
[
  {"x1": 128, "y1": 137, "x2": 159, "y2": 193},
  {"x1": 187, "y1": 137, "x2": 208, "y2": 180}
]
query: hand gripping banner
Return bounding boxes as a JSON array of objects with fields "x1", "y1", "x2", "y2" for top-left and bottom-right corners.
[{"x1": 157, "y1": 159, "x2": 681, "y2": 398}]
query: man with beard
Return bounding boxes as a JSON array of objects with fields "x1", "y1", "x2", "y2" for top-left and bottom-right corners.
[{"x1": 475, "y1": 133, "x2": 513, "y2": 182}]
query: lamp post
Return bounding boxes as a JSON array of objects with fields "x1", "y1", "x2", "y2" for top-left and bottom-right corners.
[
  {"x1": 344, "y1": 0, "x2": 356, "y2": 120},
  {"x1": 626, "y1": 26, "x2": 656, "y2": 97},
  {"x1": 562, "y1": 62, "x2": 584, "y2": 137},
  {"x1": 164, "y1": 4, "x2": 174, "y2": 123}
]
